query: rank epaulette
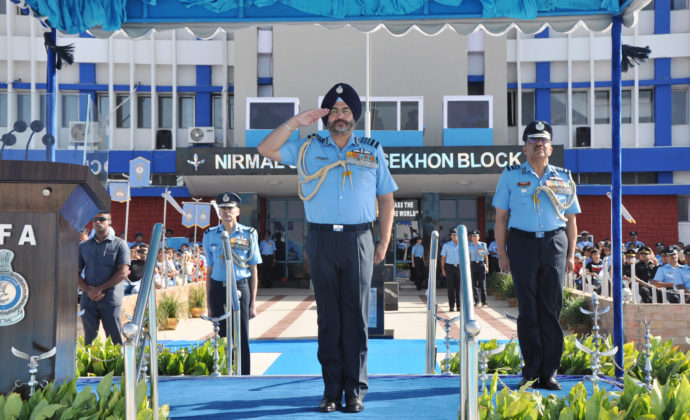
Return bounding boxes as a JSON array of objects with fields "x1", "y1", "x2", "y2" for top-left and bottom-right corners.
[
  {"x1": 307, "y1": 133, "x2": 327, "y2": 145},
  {"x1": 506, "y1": 164, "x2": 521, "y2": 171},
  {"x1": 358, "y1": 137, "x2": 380, "y2": 149},
  {"x1": 551, "y1": 165, "x2": 571, "y2": 174}
]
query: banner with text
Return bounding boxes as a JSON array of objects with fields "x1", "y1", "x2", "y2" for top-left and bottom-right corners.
[{"x1": 176, "y1": 146, "x2": 563, "y2": 176}]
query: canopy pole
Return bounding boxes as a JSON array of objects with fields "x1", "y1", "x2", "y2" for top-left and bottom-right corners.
[
  {"x1": 365, "y1": 31, "x2": 371, "y2": 138},
  {"x1": 611, "y1": 14, "x2": 624, "y2": 378},
  {"x1": 45, "y1": 28, "x2": 57, "y2": 162}
]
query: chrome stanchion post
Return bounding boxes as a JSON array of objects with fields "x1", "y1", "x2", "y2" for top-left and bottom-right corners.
[
  {"x1": 425, "y1": 230, "x2": 439, "y2": 374},
  {"x1": 432, "y1": 313, "x2": 461, "y2": 374},
  {"x1": 457, "y1": 224, "x2": 480, "y2": 420},
  {"x1": 221, "y1": 232, "x2": 241, "y2": 376},
  {"x1": 148, "y1": 276, "x2": 160, "y2": 420},
  {"x1": 644, "y1": 319, "x2": 653, "y2": 391},
  {"x1": 575, "y1": 293, "x2": 618, "y2": 385},
  {"x1": 201, "y1": 312, "x2": 232, "y2": 376},
  {"x1": 122, "y1": 323, "x2": 139, "y2": 420}
]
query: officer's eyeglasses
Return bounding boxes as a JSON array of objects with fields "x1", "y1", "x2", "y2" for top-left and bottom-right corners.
[
  {"x1": 93, "y1": 216, "x2": 109, "y2": 222},
  {"x1": 527, "y1": 137, "x2": 551, "y2": 144}
]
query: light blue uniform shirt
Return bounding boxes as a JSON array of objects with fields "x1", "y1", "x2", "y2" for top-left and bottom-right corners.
[
  {"x1": 441, "y1": 240, "x2": 460, "y2": 265},
  {"x1": 259, "y1": 239, "x2": 277, "y2": 255},
  {"x1": 488, "y1": 241, "x2": 499, "y2": 258},
  {"x1": 202, "y1": 223, "x2": 262, "y2": 283},
  {"x1": 653, "y1": 264, "x2": 684, "y2": 285},
  {"x1": 280, "y1": 134, "x2": 398, "y2": 224},
  {"x1": 468, "y1": 241, "x2": 488, "y2": 263},
  {"x1": 677, "y1": 266, "x2": 690, "y2": 289},
  {"x1": 411, "y1": 244, "x2": 424, "y2": 258},
  {"x1": 493, "y1": 161, "x2": 581, "y2": 232},
  {"x1": 625, "y1": 240, "x2": 645, "y2": 249},
  {"x1": 577, "y1": 240, "x2": 594, "y2": 250}
]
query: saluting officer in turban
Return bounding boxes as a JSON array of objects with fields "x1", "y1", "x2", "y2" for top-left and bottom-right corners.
[{"x1": 258, "y1": 83, "x2": 397, "y2": 413}]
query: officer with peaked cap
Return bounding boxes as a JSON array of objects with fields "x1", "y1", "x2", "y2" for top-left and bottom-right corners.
[
  {"x1": 493, "y1": 120, "x2": 581, "y2": 391},
  {"x1": 202, "y1": 192, "x2": 261, "y2": 375},
  {"x1": 441, "y1": 227, "x2": 461, "y2": 312},
  {"x1": 625, "y1": 231, "x2": 645, "y2": 250},
  {"x1": 258, "y1": 83, "x2": 397, "y2": 413},
  {"x1": 468, "y1": 229, "x2": 489, "y2": 307}
]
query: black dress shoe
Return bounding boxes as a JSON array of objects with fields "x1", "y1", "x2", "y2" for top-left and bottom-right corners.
[
  {"x1": 517, "y1": 377, "x2": 537, "y2": 389},
  {"x1": 538, "y1": 377, "x2": 562, "y2": 390},
  {"x1": 345, "y1": 396, "x2": 364, "y2": 413},
  {"x1": 318, "y1": 396, "x2": 341, "y2": 413}
]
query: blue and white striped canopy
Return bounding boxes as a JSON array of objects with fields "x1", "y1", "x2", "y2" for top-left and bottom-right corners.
[{"x1": 17, "y1": 0, "x2": 650, "y2": 37}]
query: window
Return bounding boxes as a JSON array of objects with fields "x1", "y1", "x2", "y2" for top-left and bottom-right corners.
[
  {"x1": 212, "y1": 95, "x2": 223, "y2": 129},
  {"x1": 672, "y1": 88, "x2": 688, "y2": 125},
  {"x1": 355, "y1": 101, "x2": 396, "y2": 130},
  {"x1": 622, "y1": 90, "x2": 632, "y2": 124},
  {"x1": 671, "y1": 0, "x2": 687, "y2": 10},
  {"x1": 137, "y1": 96, "x2": 151, "y2": 128},
  {"x1": 401, "y1": 101, "x2": 419, "y2": 131},
  {"x1": 639, "y1": 89, "x2": 653, "y2": 123},
  {"x1": 521, "y1": 91, "x2": 535, "y2": 125},
  {"x1": 575, "y1": 172, "x2": 656, "y2": 185},
  {"x1": 572, "y1": 91, "x2": 588, "y2": 125},
  {"x1": 16, "y1": 93, "x2": 31, "y2": 124},
  {"x1": 0, "y1": 1, "x2": 6, "y2": 14},
  {"x1": 158, "y1": 96, "x2": 172, "y2": 128},
  {"x1": 179, "y1": 96, "x2": 194, "y2": 128},
  {"x1": 679, "y1": 196, "x2": 689, "y2": 223},
  {"x1": 116, "y1": 95, "x2": 130, "y2": 128},
  {"x1": 61, "y1": 94, "x2": 79, "y2": 128},
  {"x1": 0, "y1": 93, "x2": 7, "y2": 127},
  {"x1": 595, "y1": 91, "x2": 609, "y2": 124},
  {"x1": 551, "y1": 90, "x2": 567, "y2": 125},
  {"x1": 97, "y1": 95, "x2": 109, "y2": 123},
  {"x1": 246, "y1": 98, "x2": 298, "y2": 129},
  {"x1": 444, "y1": 96, "x2": 492, "y2": 128}
]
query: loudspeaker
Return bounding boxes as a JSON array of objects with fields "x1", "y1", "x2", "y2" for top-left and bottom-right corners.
[
  {"x1": 156, "y1": 129, "x2": 172, "y2": 149},
  {"x1": 575, "y1": 127, "x2": 591, "y2": 147}
]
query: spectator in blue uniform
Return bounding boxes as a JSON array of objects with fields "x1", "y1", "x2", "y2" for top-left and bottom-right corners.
[
  {"x1": 411, "y1": 237, "x2": 425, "y2": 290},
  {"x1": 258, "y1": 82, "x2": 397, "y2": 413},
  {"x1": 259, "y1": 231, "x2": 276, "y2": 288},
  {"x1": 652, "y1": 247, "x2": 684, "y2": 303},
  {"x1": 625, "y1": 231, "x2": 645, "y2": 250},
  {"x1": 202, "y1": 191, "x2": 261, "y2": 375},
  {"x1": 441, "y1": 228, "x2": 461, "y2": 312},
  {"x1": 576, "y1": 230, "x2": 593, "y2": 250},
  {"x1": 468, "y1": 229, "x2": 489, "y2": 307},
  {"x1": 493, "y1": 120, "x2": 580, "y2": 391}
]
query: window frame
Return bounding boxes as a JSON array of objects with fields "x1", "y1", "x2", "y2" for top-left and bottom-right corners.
[
  {"x1": 316, "y1": 96, "x2": 424, "y2": 131},
  {"x1": 245, "y1": 97, "x2": 299, "y2": 130}
]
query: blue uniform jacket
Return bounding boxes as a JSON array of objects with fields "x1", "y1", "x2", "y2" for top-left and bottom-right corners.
[
  {"x1": 203, "y1": 223, "x2": 262, "y2": 282},
  {"x1": 468, "y1": 241, "x2": 488, "y2": 262},
  {"x1": 493, "y1": 161, "x2": 581, "y2": 232},
  {"x1": 279, "y1": 134, "x2": 398, "y2": 224},
  {"x1": 441, "y1": 241, "x2": 460, "y2": 265}
]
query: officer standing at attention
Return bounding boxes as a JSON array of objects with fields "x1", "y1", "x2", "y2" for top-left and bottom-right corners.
[
  {"x1": 493, "y1": 120, "x2": 580, "y2": 391},
  {"x1": 441, "y1": 228, "x2": 461, "y2": 312},
  {"x1": 202, "y1": 192, "x2": 261, "y2": 375},
  {"x1": 259, "y1": 231, "x2": 276, "y2": 288},
  {"x1": 411, "y1": 237, "x2": 425, "y2": 290},
  {"x1": 468, "y1": 229, "x2": 489, "y2": 307},
  {"x1": 257, "y1": 82, "x2": 397, "y2": 413}
]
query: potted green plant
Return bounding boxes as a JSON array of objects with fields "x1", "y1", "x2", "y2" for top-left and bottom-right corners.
[
  {"x1": 188, "y1": 286, "x2": 206, "y2": 318},
  {"x1": 560, "y1": 293, "x2": 591, "y2": 336},
  {"x1": 499, "y1": 275, "x2": 517, "y2": 305},
  {"x1": 157, "y1": 292, "x2": 183, "y2": 330}
]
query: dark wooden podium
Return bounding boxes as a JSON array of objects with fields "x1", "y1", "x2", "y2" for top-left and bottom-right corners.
[{"x1": 0, "y1": 161, "x2": 110, "y2": 395}]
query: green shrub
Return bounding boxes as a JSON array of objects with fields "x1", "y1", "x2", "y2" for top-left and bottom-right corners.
[
  {"x1": 559, "y1": 293, "x2": 591, "y2": 330},
  {"x1": 498, "y1": 274, "x2": 516, "y2": 299},
  {"x1": 0, "y1": 372, "x2": 169, "y2": 419},
  {"x1": 188, "y1": 286, "x2": 206, "y2": 309}
]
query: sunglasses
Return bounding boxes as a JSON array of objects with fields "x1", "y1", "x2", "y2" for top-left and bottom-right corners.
[
  {"x1": 527, "y1": 137, "x2": 551, "y2": 144},
  {"x1": 93, "y1": 216, "x2": 109, "y2": 222}
]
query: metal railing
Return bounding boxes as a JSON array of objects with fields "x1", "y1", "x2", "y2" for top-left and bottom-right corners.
[
  {"x1": 423, "y1": 225, "x2": 480, "y2": 420},
  {"x1": 122, "y1": 223, "x2": 163, "y2": 420},
  {"x1": 456, "y1": 225, "x2": 481, "y2": 420},
  {"x1": 221, "y1": 231, "x2": 242, "y2": 375},
  {"x1": 425, "y1": 231, "x2": 439, "y2": 374}
]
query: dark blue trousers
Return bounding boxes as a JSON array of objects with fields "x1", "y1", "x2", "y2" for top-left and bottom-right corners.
[
  {"x1": 306, "y1": 228, "x2": 374, "y2": 400},
  {"x1": 209, "y1": 279, "x2": 251, "y2": 375},
  {"x1": 507, "y1": 228, "x2": 566, "y2": 379},
  {"x1": 80, "y1": 286, "x2": 123, "y2": 346}
]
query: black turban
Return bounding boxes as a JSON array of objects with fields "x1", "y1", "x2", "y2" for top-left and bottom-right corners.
[{"x1": 320, "y1": 83, "x2": 362, "y2": 126}]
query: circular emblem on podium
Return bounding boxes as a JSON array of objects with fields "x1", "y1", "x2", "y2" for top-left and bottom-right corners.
[{"x1": 0, "y1": 249, "x2": 29, "y2": 327}]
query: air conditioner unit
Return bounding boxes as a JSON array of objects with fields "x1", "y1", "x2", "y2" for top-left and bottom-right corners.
[
  {"x1": 188, "y1": 127, "x2": 215, "y2": 144},
  {"x1": 69, "y1": 121, "x2": 103, "y2": 145}
]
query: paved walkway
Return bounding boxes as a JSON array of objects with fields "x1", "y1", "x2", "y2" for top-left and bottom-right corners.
[{"x1": 90, "y1": 282, "x2": 519, "y2": 375}]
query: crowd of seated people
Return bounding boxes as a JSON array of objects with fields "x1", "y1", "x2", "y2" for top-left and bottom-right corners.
[{"x1": 571, "y1": 229, "x2": 690, "y2": 303}]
